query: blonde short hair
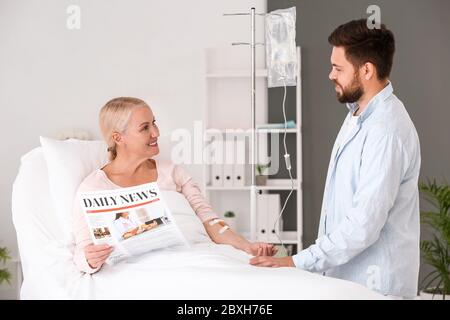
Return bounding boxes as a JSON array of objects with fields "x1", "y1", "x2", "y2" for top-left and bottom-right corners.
[{"x1": 99, "y1": 97, "x2": 149, "y2": 161}]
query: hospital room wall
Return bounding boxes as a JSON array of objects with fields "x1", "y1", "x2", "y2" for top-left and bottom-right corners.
[
  {"x1": 268, "y1": 0, "x2": 450, "y2": 287},
  {"x1": 0, "y1": 0, "x2": 266, "y2": 282}
]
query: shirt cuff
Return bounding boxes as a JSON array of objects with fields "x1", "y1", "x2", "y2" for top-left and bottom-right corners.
[{"x1": 292, "y1": 248, "x2": 318, "y2": 271}]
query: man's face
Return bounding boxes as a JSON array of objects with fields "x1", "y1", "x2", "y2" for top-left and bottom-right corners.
[{"x1": 329, "y1": 46, "x2": 364, "y2": 104}]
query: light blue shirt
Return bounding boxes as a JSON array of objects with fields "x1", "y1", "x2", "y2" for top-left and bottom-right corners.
[{"x1": 293, "y1": 82, "x2": 421, "y2": 298}]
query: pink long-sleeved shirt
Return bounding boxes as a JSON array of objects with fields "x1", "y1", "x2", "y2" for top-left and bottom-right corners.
[{"x1": 72, "y1": 159, "x2": 218, "y2": 274}]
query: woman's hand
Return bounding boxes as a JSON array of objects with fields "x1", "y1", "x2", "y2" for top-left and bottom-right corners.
[
  {"x1": 243, "y1": 242, "x2": 278, "y2": 257},
  {"x1": 84, "y1": 244, "x2": 113, "y2": 269}
]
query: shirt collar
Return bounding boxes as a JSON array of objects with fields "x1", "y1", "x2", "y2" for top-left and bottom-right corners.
[{"x1": 346, "y1": 81, "x2": 393, "y2": 123}]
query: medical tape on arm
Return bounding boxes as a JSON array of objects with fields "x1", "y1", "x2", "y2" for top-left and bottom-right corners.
[{"x1": 208, "y1": 218, "x2": 230, "y2": 234}]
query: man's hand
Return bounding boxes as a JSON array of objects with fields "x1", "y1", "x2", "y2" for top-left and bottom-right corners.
[{"x1": 249, "y1": 255, "x2": 295, "y2": 268}]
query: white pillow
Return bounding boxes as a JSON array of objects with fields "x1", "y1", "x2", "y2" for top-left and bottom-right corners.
[
  {"x1": 39, "y1": 136, "x2": 109, "y2": 244},
  {"x1": 160, "y1": 190, "x2": 210, "y2": 244}
]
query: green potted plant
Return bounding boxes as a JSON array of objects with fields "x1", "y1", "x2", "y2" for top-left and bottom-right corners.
[
  {"x1": 418, "y1": 179, "x2": 450, "y2": 300},
  {"x1": 255, "y1": 162, "x2": 270, "y2": 186},
  {"x1": 0, "y1": 246, "x2": 11, "y2": 286},
  {"x1": 223, "y1": 211, "x2": 236, "y2": 231}
]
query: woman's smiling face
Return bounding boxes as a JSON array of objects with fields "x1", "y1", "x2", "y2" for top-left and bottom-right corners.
[{"x1": 115, "y1": 106, "x2": 160, "y2": 159}]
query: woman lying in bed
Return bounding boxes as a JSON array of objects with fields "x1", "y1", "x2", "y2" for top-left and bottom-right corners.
[{"x1": 73, "y1": 97, "x2": 277, "y2": 273}]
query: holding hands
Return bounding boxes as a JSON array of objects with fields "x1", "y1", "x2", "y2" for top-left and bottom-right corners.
[
  {"x1": 243, "y1": 242, "x2": 278, "y2": 256},
  {"x1": 243, "y1": 242, "x2": 295, "y2": 268}
]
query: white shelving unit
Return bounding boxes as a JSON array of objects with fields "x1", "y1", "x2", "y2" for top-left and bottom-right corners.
[{"x1": 202, "y1": 46, "x2": 303, "y2": 252}]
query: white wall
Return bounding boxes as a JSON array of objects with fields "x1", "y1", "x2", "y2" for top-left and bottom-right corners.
[{"x1": 0, "y1": 0, "x2": 266, "y2": 296}]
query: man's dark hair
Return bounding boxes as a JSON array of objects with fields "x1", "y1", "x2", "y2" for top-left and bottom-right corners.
[{"x1": 328, "y1": 19, "x2": 395, "y2": 80}]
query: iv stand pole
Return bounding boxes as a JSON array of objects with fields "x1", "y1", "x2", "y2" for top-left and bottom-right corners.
[
  {"x1": 223, "y1": 7, "x2": 259, "y2": 241},
  {"x1": 224, "y1": 9, "x2": 300, "y2": 246},
  {"x1": 250, "y1": 7, "x2": 257, "y2": 242}
]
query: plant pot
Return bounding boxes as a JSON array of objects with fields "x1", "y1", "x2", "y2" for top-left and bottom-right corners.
[
  {"x1": 256, "y1": 175, "x2": 267, "y2": 186},
  {"x1": 223, "y1": 217, "x2": 236, "y2": 230},
  {"x1": 419, "y1": 288, "x2": 448, "y2": 300}
]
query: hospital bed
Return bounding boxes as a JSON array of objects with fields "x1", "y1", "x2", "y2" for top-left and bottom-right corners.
[{"x1": 11, "y1": 144, "x2": 386, "y2": 300}]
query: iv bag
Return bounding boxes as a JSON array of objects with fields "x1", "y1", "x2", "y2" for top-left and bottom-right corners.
[{"x1": 265, "y1": 7, "x2": 297, "y2": 88}]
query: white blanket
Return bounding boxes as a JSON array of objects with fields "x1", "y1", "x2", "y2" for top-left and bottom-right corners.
[
  {"x1": 20, "y1": 240, "x2": 386, "y2": 300},
  {"x1": 12, "y1": 147, "x2": 386, "y2": 300}
]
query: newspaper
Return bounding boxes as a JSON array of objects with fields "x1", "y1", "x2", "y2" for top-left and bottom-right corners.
[{"x1": 78, "y1": 182, "x2": 189, "y2": 264}]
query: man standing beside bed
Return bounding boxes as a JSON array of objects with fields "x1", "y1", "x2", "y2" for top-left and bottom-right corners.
[
  {"x1": 72, "y1": 97, "x2": 277, "y2": 274},
  {"x1": 251, "y1": 19, "x2": 421, "y2": 299}
]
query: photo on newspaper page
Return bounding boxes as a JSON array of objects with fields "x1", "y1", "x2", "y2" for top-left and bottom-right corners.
[{"x1": 78, "y1": 182, "x2": 189, "y2": 264}]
